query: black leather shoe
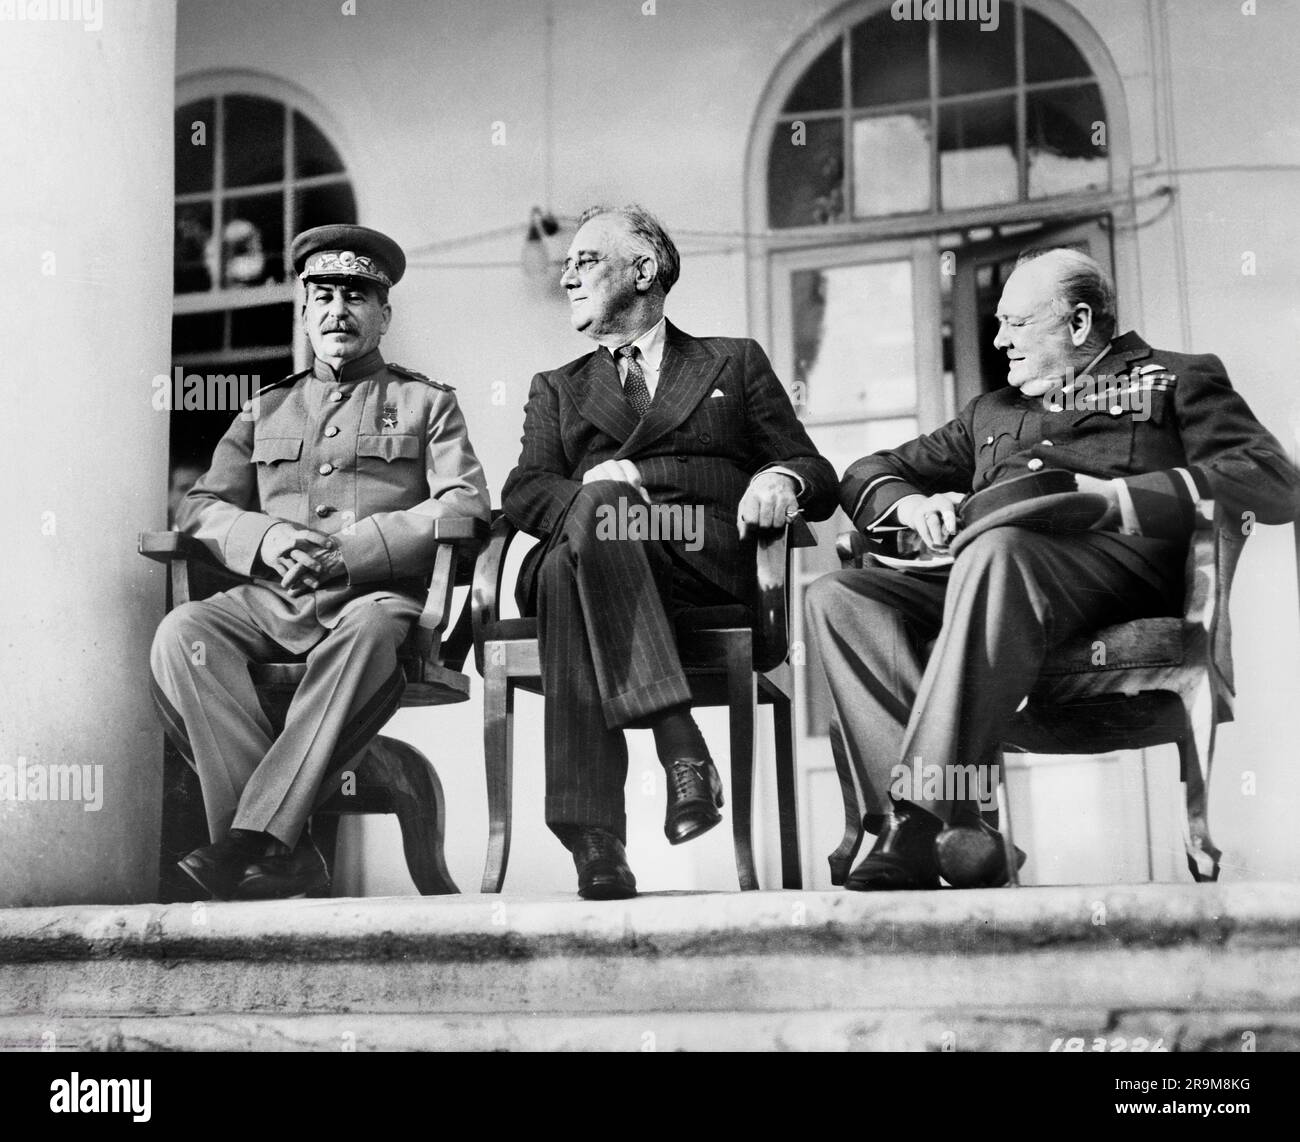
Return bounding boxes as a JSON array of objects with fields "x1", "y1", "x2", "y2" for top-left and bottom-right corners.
[
  {"x1": 178, "y1": 829, "x2": 271, "y2": 901},
  {"x1": 237, "y1": 834, "x2": 331, "y2": 900},
  {"x1": 570, "y1": 828, "x2": 637, "y2": 900},
  {"x1": 663, "y1": 756, "x2": 724, "y2": 845},
  {"x1": 935, "y1": 816, "x2": 1026, "y2": 888},
  {"x1": 845, "y1": 802, "x2": 942, "y2": 891}
]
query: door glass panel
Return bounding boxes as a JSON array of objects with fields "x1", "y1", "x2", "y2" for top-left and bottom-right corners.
[
  {"x1": 939, "y1": 96, "x2": 1018, "y2": 210},
  {"x1": 791, "y1": 260, "x2": 917, "y2": 420},
  {"x1": 852, "y1": 111, "x2": 932, "y2": 216},
  {"x1": 1027, "y1": 84, "x2": 1109, "y2": 198}
]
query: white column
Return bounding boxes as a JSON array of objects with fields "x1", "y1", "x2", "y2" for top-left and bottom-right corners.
[{"x1": 0, "y1": 2, "x2": 177, "y2": 905}]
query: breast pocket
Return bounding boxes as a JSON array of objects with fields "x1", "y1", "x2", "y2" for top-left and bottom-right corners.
[
  {"x1": 251, "y1": 437, "x2": 303, "y2": 465},
  {"x1": 976, "y1": 430, "x2": 1019, "y2": 466},
  {"x1": 356, "y1": 433, "x2": 421, "y2": 463}
]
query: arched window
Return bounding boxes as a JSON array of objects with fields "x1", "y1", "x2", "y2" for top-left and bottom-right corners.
[
  {"x1": 171, "y1": 91, "x2": 357, "y2": 476},
  {"x1": 766, "y1": 2, "x2": 1111, "y2": 228}
]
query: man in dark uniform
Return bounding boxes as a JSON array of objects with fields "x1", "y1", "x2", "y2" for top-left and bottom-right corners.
[
  {"x1": 151, "y1": 224, "x2": 490, "y2": 899},
  {"x1": 502, "y1": 204, "x2": 838, "y2": 899},
  {"x1": 806, "y1": 247, "x2": 1300, "y2": 891}
]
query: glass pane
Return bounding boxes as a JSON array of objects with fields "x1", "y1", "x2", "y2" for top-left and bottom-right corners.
[
  {"x1": 231, "y1": 303, "x2": 293, "y2": 349},
  {"x1": 223, "y1": 95, "x2": 285, "y2": 189},
  {"x1": 1027, "y1": 84, "x2": 1109, "y2": 198},
  {"x1": 768, "y1": 118, "x2": 845, "y2": 229},
  {"x1": 294, "y1": 111, "x2": 346, "y2": 178},
  {"x1": 220, "y1": 192, "x2": 285, "y2": 288},
  {"x1": 939, "y1": 96, "x2": 1017, "y2": 210},
  {"x1": 791, "y1": 260, "x2": 917, "y2": 420},
  {"x1": 172, "y1": 311, "x2": 224, "y2": 355},
  {"x1": 937, "y1": 6, "x2": 1017, "y2": 96},
  {"x1": 782, "y1": 37, "x2": 842, "y2": 113},
  {"x1": 295, "y1": 181, "x2": 359, "y2": 233},
  {"x1": 852, "y1": 111, "x2": 931, "y2": 216},
  {"x1": 1024, "y1": 10, "x2": 1093, "y2": 84},
  {"x1": 850, "y1": 13, "x2": 928, "y2": 108},
  {"x1": 174, "y1": 201, "x2": 214, "y2": 294},
  {"x1": 175, "y1": 99, "x2": 214, "y2": 195}
]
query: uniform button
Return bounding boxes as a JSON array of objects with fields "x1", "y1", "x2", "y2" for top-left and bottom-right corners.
[
  {"x1": 699, "y1": 432, "x2": 712, "y2": 444},
  {"x1": 676, "y1": 455, "x2": 688, "y2": 463},
  {"x1": 329, "y1": 391, "x2": 343, "y2": 403},
  {"x1": 1042, "y1": 439, "x2": 1054, "y2": 446},
  {"x1": 1109, "y1": 405, "x2": 1124, "y2": 416},
  {"x1": 1047, "y1": 403, "x2": 1061, "y2": 412},
  {"x1": 325, "y1": 426, "x2": 340, "y2": 437},
  {"x1": 319, "y1": 463, "x2": 333, "y2": 475},
  {"x1": 315, "y1": 505, "x2": 334, "y2": 518},
  {"x1": 1027, "y1": 458, "x2": 1044, "y2": 472},
  {"x1": 985, "y1": 436, "x2": 995, "y2": 445}
]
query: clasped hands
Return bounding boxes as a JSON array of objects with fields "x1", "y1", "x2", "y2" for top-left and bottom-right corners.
[
  {"x1": 581, "y1": 461, "x2": 799, "y2": 539},
  {"x1": 258, "y1": 523, "x2": 346, "y2": 597}
]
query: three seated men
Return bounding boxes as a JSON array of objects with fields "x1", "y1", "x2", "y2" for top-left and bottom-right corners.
[{"x1": 155, "y1": 218, "x2": 1298, "y2": 900}]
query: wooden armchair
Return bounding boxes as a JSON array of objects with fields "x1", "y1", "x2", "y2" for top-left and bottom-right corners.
[
  {"x1": 830, "y1": 498, "x2": 1241, "y2": 886},
  {"x1": 470, "y1": 510, "x2": 815, "y2": 893},
  {"x1": 139, "y1": 518, "x2": 487, "y2": 898}
]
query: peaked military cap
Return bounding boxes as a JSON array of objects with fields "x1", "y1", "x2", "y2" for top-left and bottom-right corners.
[{"x1": 291, "y1": 224, "x2": 406, "y2": 288}]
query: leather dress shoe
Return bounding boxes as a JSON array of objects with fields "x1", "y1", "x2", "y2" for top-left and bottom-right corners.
[
  {"x1": 569, "y1": 828, "x2": 637, "y2": 900},
  {"x1": 237, "y1": 834, "x2": 331, "y2": 900},
  {"x1": 935, "y1": 815, "x2": 1026, "y2": 888},
  {"x1": 178, "y1": 829, "x2": 271, "y2": 901},
  {"x1": 845, "y1": 802, "x2": 942, "y2": 891},
  {"x1": 663, "y1": 756, "x2": 724, "y2": 845}
]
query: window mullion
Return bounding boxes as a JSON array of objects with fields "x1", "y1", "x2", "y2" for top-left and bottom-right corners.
[
  {"x1": 1016, "y1": 0, "x2": 1028, "y2": 201},
  {"x1": 928, "y1": 19, "x2": 939, "y2": 214}
]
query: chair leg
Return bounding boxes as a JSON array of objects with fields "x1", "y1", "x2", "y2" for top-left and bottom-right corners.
[
  {"x1": 1178, "y1": 677, "x2": 1222, "y2": 883},
  {"x1": 480, "y1": 648, "x2": 514, "y2": 893},
  {"x1": 362, "y1": 735, "x2": 459, "y2": 895},
  {"x1": 308, "y1": 812, "x2": 341, "y2": 898},
  {"x1": 826, "y1": 711, "x2": 865, "y2": 887},
  {"x1": 996, "y1": 763, "x2": 1021, "y2": 888},
  {"x1": 727, "y1": 638, "x2": 759, "y2": 892},
  {"x1": 771, "y1": 690, "x2": 801, "y2": 889}
]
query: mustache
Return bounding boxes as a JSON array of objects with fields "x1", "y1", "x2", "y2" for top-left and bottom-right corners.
[{"x1": 321, "y1": 321, "x2": 358, "y2": 334}]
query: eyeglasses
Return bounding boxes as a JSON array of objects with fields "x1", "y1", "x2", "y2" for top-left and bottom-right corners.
[{"x1": 561, "y1": 253, "x2": 603, "y2": 276}]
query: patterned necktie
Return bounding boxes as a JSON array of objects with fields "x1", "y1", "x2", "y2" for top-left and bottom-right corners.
[{"x1": 617, "y1": 345, "x2": 653, "y2": 418}]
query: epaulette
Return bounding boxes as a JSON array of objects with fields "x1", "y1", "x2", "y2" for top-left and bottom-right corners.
[
  {"x1": 389, "y1": 363, "x2": 453, "y2": 391},
  {"x1": 258, "y1": 368, "x2": 311, "y2": 394}
]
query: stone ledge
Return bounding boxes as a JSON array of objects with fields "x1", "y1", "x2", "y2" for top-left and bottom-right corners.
[{"x1": 1, "y1": 883, "x2": 1299, "y2": 963}]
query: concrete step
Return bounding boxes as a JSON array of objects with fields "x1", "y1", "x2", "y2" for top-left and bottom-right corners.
[{"x1": 3, "y1": 884, "x2": 1298, "y2": 1051}]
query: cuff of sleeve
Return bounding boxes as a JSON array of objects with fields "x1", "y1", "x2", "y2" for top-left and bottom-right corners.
[
  {"x1": 223, "y1": 511, "x2": 280, "y2": 576},
  {"x1": 852, "y1": 478, "x2": 912, "y2": 530},
  {"x1": 335, "y1": 515, "x2": 391, "y2": 585}
]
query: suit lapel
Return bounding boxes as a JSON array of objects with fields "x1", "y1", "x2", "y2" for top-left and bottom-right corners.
[
  {"x1": 616, "y1": 321, "x2": 726, "y2": 459},
  {"x1": 574, "y1": 347, "x2": 639, "y2": 444}
]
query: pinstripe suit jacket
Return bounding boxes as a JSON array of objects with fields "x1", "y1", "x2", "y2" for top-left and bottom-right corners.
[{"x1": 503, "y1": 321, "x2": 838, "y2": 606}]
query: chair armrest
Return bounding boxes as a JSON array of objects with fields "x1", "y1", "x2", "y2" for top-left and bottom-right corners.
[
  {"x1": 835, "y1": 529, "x2": 870, "y2": 569},
  {"x1": 413, "y1": 516, "x2": 493, "y2": 672},
  {"x1": 753, "y1": 519, "x2": 816, "y2": 672},
  {"x1": 1181, "y1": 499, "x2": 1218, "y2": 631},
  {"x1": 470, "y1": 511, "x2": 520, "y2": 671},
  {"x1": 430, "y1": 517, "x2": 490, "y2": 546},
  {"x1": 138, "y1": 530, "x2": 223, "y2": 567}
]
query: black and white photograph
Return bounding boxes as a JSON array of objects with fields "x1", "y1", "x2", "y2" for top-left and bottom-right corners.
[{"x1": 1, "y1": 0, "x2": 1298, "y2": 1096}]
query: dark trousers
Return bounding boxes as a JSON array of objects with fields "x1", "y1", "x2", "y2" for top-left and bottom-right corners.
[
  {"x1": 804, "y1": 526, "x2": 1179, "y2": 825},
  {"x1": 535, "y1": 482, "x2": 736, "y2": 842}
]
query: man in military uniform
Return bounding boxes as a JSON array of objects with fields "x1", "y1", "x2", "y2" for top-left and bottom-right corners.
[
  {"x1": 151, "y1": 224, "x2": 490, "y2": 900},
  {"x1": 806, "y1": 247, "x2": 1300, "y2": 891}
]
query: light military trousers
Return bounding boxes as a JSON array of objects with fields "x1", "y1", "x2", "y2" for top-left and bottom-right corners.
[{"x1": 150, "y1": 594, "x2": 410, "y2": 847}]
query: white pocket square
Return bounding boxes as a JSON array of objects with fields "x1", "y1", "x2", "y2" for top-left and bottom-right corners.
[{"x1": 710, "y1": 389, "x2": 725, "y2": 398}]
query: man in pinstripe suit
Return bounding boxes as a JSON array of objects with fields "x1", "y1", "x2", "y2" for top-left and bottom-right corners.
[{"x1": 502, "y1": 205, "x2": 837, "y2": 899}]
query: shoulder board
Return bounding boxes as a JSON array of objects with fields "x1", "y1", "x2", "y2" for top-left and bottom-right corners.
[
  {"x1": 389, "y1": 363, "x2": 453, "y2": 391},
  {"x1": 257, "y1": 368, "x2": 310, "y2": 394}
]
